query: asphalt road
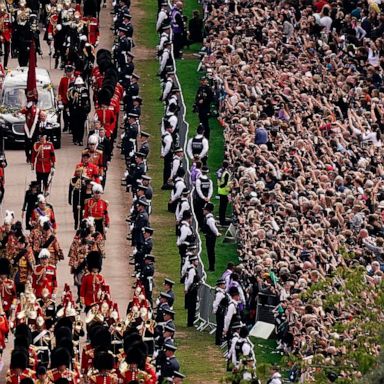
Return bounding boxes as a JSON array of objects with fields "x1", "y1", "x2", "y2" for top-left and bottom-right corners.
[{"x1": 0, "y1": 4, "x2": 133, "y2": 375}]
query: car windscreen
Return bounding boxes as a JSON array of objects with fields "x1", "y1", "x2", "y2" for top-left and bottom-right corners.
[{"x1": 1, "y1": 87, "x2": 54, "y2": 109}]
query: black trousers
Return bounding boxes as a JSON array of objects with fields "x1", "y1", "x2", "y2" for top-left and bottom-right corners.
[
  {"x1": 206, "y1": 235, "x2": 216, "y2": 271},
  {"x1": 36, "y1": 172, "x2": 50, "y2": 190},
  {"x1": 185, "y1": 289, "x2": 198, "y2": 326},
  {"x1": 72, "y1": 206, "x2": 83, "y2": 230},
  {"x1": 198, "y1": 110, "x2": 210, "y2": 139},
  {"x1": 172, "y1": 33, "x2": 184, "y2": 58},
  {"x1": 2, "y1": 41, "x2": 10, "y2": 68},
  {"x1": 163, "y1": 154, "x2": 172, "y2": 185},
  {"x1": 70, "y1": 113, "x2": 87, "y2": 143},
  {"x1": 62, "y1": 107, "x2": 70, "y2": 132},
  {"x1": 219, "y1": 194, "x2": 229, "y2": 225},
  {"x1": 193, "y1": 198, "x2": 205, "y2": 228},
  {"x1": 215, "y1": 312, "x2": 224, "y2": 345},
  {"x1": 178, "y1": 244, "x2": 187, "y2": 273}
]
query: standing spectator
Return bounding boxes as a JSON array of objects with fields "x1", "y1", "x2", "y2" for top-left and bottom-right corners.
[{"x1": 188, "y1": 10, "x2": 203, "y2": 44}]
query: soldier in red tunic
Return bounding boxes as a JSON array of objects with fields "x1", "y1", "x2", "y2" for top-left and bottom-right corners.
[
  {"x1": 0, "y1": 258, "x2": 16, "y2": 317},
  {"x1": 80, "y1": 251, "x2": 105, "y2": 312},
  {"x1": 82, "y1": 135, "x2": 104, "y2": 178},
  {"x1": 88, "y1": 350, "x2": 118, "y2": 383},
  {"x1": 82, "y1": 15, "x2": 99, "y2": 46},
  {"x1": 75, "y1": 152, "x2": 100, "y2": 183},
  {"x1": 84, "y1": 183, "x2": 109, "y2": 236},
  {"x1": 0, "y1": 3, "x2": 12, "y2": 68},
  {"x1": 94, "y1": 101, "x2": 116, "y2": 139},
  {"x1": 31, "y1": 133, "x2": 56, "y2": 194},
  {"x1": 47, "y1": 347, "x2": 80, "y2": 383},
  {"x1": 32, "y1": 248, "x2": 58, "y2": 299},
  {"x1": 58, "y1": 64, "x2": 75, "y2": 132},
  {"x1": 6, "y1": 349, "x2": 36, "y2": 383}
]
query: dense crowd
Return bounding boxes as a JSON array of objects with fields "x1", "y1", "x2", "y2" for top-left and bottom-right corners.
[
  {"x1": 0, "y1": 0, "x2": 188, "y2": 381},
  {"x1": 181, "y1": 0, "x2": 384, "y2": 381}
]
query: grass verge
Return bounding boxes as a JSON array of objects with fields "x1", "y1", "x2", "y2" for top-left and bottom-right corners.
[{"x1": 135, "y1": 1, "x2": 226, "y2": 381}]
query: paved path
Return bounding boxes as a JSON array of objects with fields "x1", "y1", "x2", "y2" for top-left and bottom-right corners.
[{"x1": 0, "y1": 3, "x2": 134, "y2": 376}]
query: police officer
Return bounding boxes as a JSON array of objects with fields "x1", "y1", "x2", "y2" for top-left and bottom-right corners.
[
  {"x1": 175, "y1": 188, "x2": 190, "y2": 225},
  {"x1": 170, "y1": 147, "x2": 184, "y2": 181},
  {"x1": 186, "y1": 125, "x2": 209, "y2": 165},
  {"x1": 193, "y1": 166, "x2": 213, "y2": 228},
  {"x1": 141, "y1": 175, "x2": 153, "y2": 200},
  {"x1": 155, "y1": 292, "x2": 172, "y2": 323},
  {"x1": 133, "y1": 226, "x2": 153, "y2": 272},
  {"x1": 184, "y1": 255, "x2": 200, "y2": 327},
  {"x1": 161, "y1": 72, "x2": 176, "y2": 102},
  {"x1": 140, "y1": 254, "x2": 155, "y2": 305},
  {"x1": 126, "y1": 152, "x2": 146, "y2": 193},
  {"x1": 156, "y1": 2, "x2": 169, "y2": 31},
  {"x1": 169, "y1": 167, "x2": 186, "y2": 213},
  {"x1": 176, "y1": 210, "x2": 195, "y2": 270},
  {"x1": 161, "y1": 122, "x2": 174, "y2": 190},
  {"x1": 158, "y1": 40, "x2": 173, "y2": 79},
  {"x1": 228, "y1": 326, "x2": 252, "y2": 368},
  {"x1": 223, "y1": 286, "x2": 241, "y2": 342},
  {"x1": 164, "y1": 278, "x2": 175, "y2": 308},
  {"x1": 123, "y1": 73, "x2": 140, "y2": 113},
  {"x1": 139, "y1": 131, "x2": 150, "y2": 158},
  {"x1": 202, "y1": 202, "x2": 220, "y2": 271},
  {"x1": 67, "y1": 76, "x2": 91, "y2": 145},
  {"x1": 131, "y1": 199, "x2": 149, "y2": 248},
  {"x1": 217, "y1": 160, "x2": 232, "y2": 226},
  {"x1": 114, "y1": 26, "x2": 132, "y2": 71},
  {"x1": 212, "y1": 278, "x2": 228, "y2": 345},
  {"x1": 159, "y1": 342, "x2": 180, "y2": 383},
  {"x1": 122, "y1": 113, "x2": 139, "y2": 166},
  {"x1": 194, "y1": 76, "x2": 214, "y2": 139}
]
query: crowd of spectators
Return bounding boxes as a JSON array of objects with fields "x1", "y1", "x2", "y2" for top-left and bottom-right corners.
[{"x1": 193, "y1": 0, "x2": 384, "y2": 380}]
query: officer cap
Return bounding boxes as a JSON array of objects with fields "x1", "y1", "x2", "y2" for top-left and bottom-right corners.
[
  {"x1": 123, "y1": 11, "x2": 132, "y2": 18},
  {"x1": 140, "y1": 131, "x2": 150, "y2": 137},
  {"x1": 126, "y1": 51, "x2": 135, "y2": 58},
  {"x1": 160, "y1": 292, "x2": 171, "y2": 299},
  {"x1": 161, "y1": 2, "x2": 168, "y2": 5},
  {"x1": 173, "y1": 147, "x2": 183, "y2": 153},
  {"x1": 204, "y1": 202, "x2": 214, "y2": 212},
  {"x1": 164, "y1": 341, "x2": 177, "y2": 351},
  {"x1": 164, "y1": 278, "x2": 175, "y2": 286},
  {"x1": 118, "y1": 26, "x2": 128, "y2": 33},
  {"x1": 0, "y1": 258, "x2": 11, "y2": 276},
  {"x1": 143, "y1": 226, "x2": 154, "y2": 234},
  {"x1": 163, "y1": 39, "x2": 172, "y2": 45},
  {"x1": 189, "y1": 255, "x2": 198, "y2": 262},
  {"x1": 172, "y1": 87, "x2": 181, "y2": 92},
  {"x1": 132, "y1": 95, "x2": 142, "y2": 103},
  {"x1": 137, "y1": 199, "x2": 149, "y2": 206},
  {"x1": 162, "y1": 25, "x2": 171, "y2": 30},
  {"x1": 173, "y1": 372, "x2": 186, "y2": 379},
  {"x1": 144, "y1": 254, "x2": 155, "y2": 262},
  {"x1": 128, "y1": 112, "x2": 139, "y2": 118},
  {"x1": 141, "y1": 175, "x2": 152, "y2": 181},
  {"x1": 164, "y1": 323, "x2": 176, "y2": 333},
  {"x1": 65, "y1": 64, "x2": 74, "y2": 72},
  {"x1": 200, "y1": 75, "x2": 208, "y2": 81},
  {"x1": 231, "y1": 321, "x2": 243, "y2": 329},
  {"x1": 187, "y1": 245, "x2": 198, "y2": 251},
  {"x1": 132, "y1": 73, "x2": 140, "y2": 80},
  {"x1": 137, "y1": 184, "x2": 148, "y2": 191},
  {"x1": 201, "y1": 166, "x2": 210, "y2": 173},
  {"x1": 135, "y1": 151, "x2": 146, "y2": 158},
  {"x1": 182, "y1": 188, "x2": 190, "y2": 195},
  {"x1": 167, "y1": 71, "x2": 175, "y2": 75},
  {"x1": 216, "y1": 278, "x2": 226, "y2": 286}
]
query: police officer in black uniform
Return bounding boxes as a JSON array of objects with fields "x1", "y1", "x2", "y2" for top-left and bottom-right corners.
[
  {"x1": 176, "y1": 210, "x2": 195, "y2": 271},
  {"x1": 184, "y1": 255, "x2": 200, "y2": 327},
  {"x1": 193, "y1": 166, "x2": 213, "y2": 228},
  {"x1": 159, "y1": 342, "x2": 180, "y2": 383},
  {"x1": 187, "y1": 124, "x2": 209, "y2": 165},
  {"x1": 138, "y1": 131, "x2": 150, "y2": 158},
  {"x1": 139, "y1": 254, "x2": 155, "y2": 305},
  {"x1": 133, "y1": 226, "x2": 153, "y2": 272},
  {"x1": 126, "y1": 151, "x2": 146, "y2": 192},
  {"x1": 131, "y1": 199, "x2": 149, "y2": 248},
  {"x1": 155, "y1": 293, "x2": 172, "y2": 323},
  {"x1": 212, "y1": 278, "x2": 228, "y2": 345},
  {"x1": 202, "y1": 202, "x2": 220, "y2": 271},
  {"x1": 194, "y1": 76, "x2": 214, "y2": 139},
  {"x1": 161, "y1": 122, "x2": 174, "y2": 189},
  {"x1": 163, "y1": 278, "x2": 175, "y2": 307},
  {"x1": 123, "y1": 73, "x2": 140, "y2": 113},
  {"x1": 122, "y1": 113, "x2": 139, "y2": 167}
]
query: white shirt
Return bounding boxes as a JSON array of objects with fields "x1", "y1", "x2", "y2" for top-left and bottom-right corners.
[
  {"x1": 159, "y1": 48, "x2": 170, "y2": 73},
  {"x1": 177, "y1": 220, "x2": 193, "y2": 246},
  {"x1": 212, "y1": 288, "x2": 226, "y2": 314},
  {"x1": 171, "y1": 177, "x2": 186, "y2": 202},
  {"x1": 186, "y1": 134, "x2": 209, "y2": 159},
  {"x1": 161, "y1": 132, "x2": 173, "y2": 157},
  {"x1": 175, "y1": 198, "x2": 190, "y2": 222},
  {"x1": 320, "y1": 15, "x2": 332, "y2": 31},
  {"x1": 195, "y1": 176, "x2": 213, "y2": 200},
  {"x1": 229, "y1": 337, "x2": 252, "y2": 366},
  {"x1": 156, "y1": 10, "x2": 168, "y2": 31},
  {"x1": 224, "y1": 299, "x2": 238, "y2": 333},
  {"x1": 162, "y1": 78, "x2": 173, "y2": 101},
  {"x1": 185, "y1": 266, "x2": 196, "y2": 291},
  {"x1": 170, "y1": 156, "x2": 182, "y2": 179},
  {"x1": 205, "y1": 213, "x2": 219, "y2": 236}
]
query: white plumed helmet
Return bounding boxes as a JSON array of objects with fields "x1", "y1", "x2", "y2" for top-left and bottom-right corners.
[
  {"x1": 92, "y1": 183, "x2": 103, "y2": 194},
  {"x1": 88, "y1": 135, "x2": 99, "y2": 145},
  {"x1": 38, "y1": 248, "x2": 51, "y2": 259}
]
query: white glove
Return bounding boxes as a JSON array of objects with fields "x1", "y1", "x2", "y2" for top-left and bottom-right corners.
[
  {"x1": 52, "y1": 293, "x2": 56, "y2": 300},
  {"x1": 51, "y1": 167, "x2": 55, "y2": 176},
  {"x1": 104, "y1": 227, "x2": 109, "y2": 234}
]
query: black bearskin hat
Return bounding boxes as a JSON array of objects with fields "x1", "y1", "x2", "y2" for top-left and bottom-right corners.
[
  {"x1": 94, "y1": 350, "x2": 114, "y2": 371},
  {"x1": 51, "y1": 347, "x2": 71, "y2": 368},
  {"x1": 0, "y1": 258, "x2": 11, "y2": 276},
  {"x1": 86, "y1": 251, "x2": 103, "y2": 271},
  {"x1": 10, "y1": 348, "x2": 28, "y2": 370},
  {"x1": 125, "y1": 340, "x2": 148, "y2": 369},
  {"x1": 15, "y1": 324, "x2": 32, "y2": 345},
  {"x1": 92, "y1": 326, "x2": 111, "y2": 350}
]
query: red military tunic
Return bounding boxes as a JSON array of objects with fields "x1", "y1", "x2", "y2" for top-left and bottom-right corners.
[
  {"x1": 58, "y1": 74, "x2": 75, "y2": 106},
  {"x1": 89, "y1": 372, "x2": 119, "y2": 383},
  {"x1": 84, "y1": 197, "x2": 109, "y2": 226},
  {"x1": 32, "y1": 265, "x2": 57, "y2": 298},
  {"x1": 81, "y1": 344, "x2": 94, "y2": 375},
  {"x1": 21, "y1": 105, "x2": 40, "y2": 139},
  {"x1": 75, "y1": 162, "x2": 100, "y2": 183},
  {"x1": 82, "y1": 149, "x2": 104, "y2": 175},
  {"x1": 118, "y1": 363, "x2": 152, "y2": 384},
  {"x1": 47, "y1": 368, "x2": 79, "y2": 383},
  {"x1": 95, "y1": 106, "x2": 116, "y2": 138},
  {"x1": 31, "y1": 205, "x2": 57, "y2": 231},
  {"x1": 0, "y1": 314, "x2": 9, "y2": 349},
  {"x1": 83, "y1": 16, "x2": 99, "y2": 46},
  {"x1": 0, "y1": 278, "x2": 16, "y2": 313},
  {"x1": 80, "y1": 272, "x2": 105, "y2": 307},
  {"x1": 6, "y1": 368, "x2": 36, "y2": 383},
  {"x1": 31, "y1": 141, "x2": 56, "y2": 174},
  {"x1": 0, "y1": 11, "x2": 12, "y2": 42}
]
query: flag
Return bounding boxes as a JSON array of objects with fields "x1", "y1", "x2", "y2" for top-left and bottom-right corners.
[{"x1": 26, "y1": 40, "x2": 38, "y2": 103}]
